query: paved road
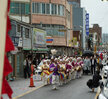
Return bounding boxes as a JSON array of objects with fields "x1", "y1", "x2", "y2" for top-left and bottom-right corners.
[{"x1": 18, "y1": 75, "x2": 97, "y2": 99}]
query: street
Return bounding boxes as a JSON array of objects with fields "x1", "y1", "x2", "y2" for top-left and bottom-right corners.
[{"x1": 18, "y1": 75, "x2": 97, "y2": 99}]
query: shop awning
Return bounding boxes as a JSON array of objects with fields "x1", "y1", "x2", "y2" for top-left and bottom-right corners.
[
  {"x1": 37, "y1": 48, "x2": 49, "y2": 51},
  {"x1": 23, "y1": 48, "x2": 49, "y2": 52},
  {"x1": 23, "y1": 48, "x2": 31, "y2": 51}
]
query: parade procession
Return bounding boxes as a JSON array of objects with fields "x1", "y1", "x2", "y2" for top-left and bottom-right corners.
[
  {"x1": 1, "y1": 0, "x2": 108, "y2": 99},
  {"x1": 34, "y1": 49, "x2": 84, "y2": 90}
]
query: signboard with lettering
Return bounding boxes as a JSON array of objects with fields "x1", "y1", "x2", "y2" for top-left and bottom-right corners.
[{"x1": 86, "y1": 13, "x2": 89, "y2": 36}]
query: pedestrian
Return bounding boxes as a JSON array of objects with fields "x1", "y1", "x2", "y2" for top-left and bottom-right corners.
[
  {"x1": 83, "y1": 56, "x2": 91, "y2": 75},
  {"x1": 97, "y1": 57, "x2": 102, "y2": 72},
  {"x1": 87, "y1": 71, "x2": 102, "y2": 92},
  {"x1": 23, "y1": 57, "x2": 30, "y2": 79},
  {"x1": 90, "y1": 56, "x2": 97, "y2": 75}
]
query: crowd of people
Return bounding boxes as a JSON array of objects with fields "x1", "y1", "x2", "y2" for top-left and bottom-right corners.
[
  {"x1": 23, "y1": 52, "x2": 107, "y2": 90},
  {"x1": 38, "y1": 56, "x2": 84, "y2": 89}
]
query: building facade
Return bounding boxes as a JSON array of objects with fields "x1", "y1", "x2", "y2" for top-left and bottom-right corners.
[
  {"x1": 71, "y1": 6, "x2": 87, "y2": 50},
  {"x1": 68, "y1": 0, "x2": 80, "y2": 7},
  {"x1": 89, "y1": 32, "x2": 98, "y2": 50},
  {"x1": 8, "y1": 19, "x2": 48, "y2": 78},
  {"x1": 89, "y1": 24, "x2": 102, "y2": 46},
  {"x1": 10, "y1": 0, "x2": 30, "y2": 23},
  {"x1": 31, "y1": 0, "x2": 73, "y2": 56},
  {"x1": 102, "y1": 33, "x2": 108, "y2": 44}
]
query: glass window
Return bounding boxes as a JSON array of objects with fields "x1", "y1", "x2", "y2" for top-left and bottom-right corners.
[
  {"x1": 32, "y1": 3, "x2": 35, "y2": 13},
  {"x1": 25, "y1": 3, "x2": 30, "y2": 14},
  {"x1": 25, "y1": 28, "x2": 29, "y2": 38},
  {"x1": 35, "y1": 3, "x2": 37, "y2": 13},
  {"x1": 51, "y1": 4, "x2": 57, "y2": 15},
  {"x1": 37, "y1": 3, "x2": 42, "y2": 13},
  {"x1": 21, "y1": 26, "x2": 23, "y2": 37},
  {"x1": 10, "y1": 2, "x2": 15, "y2": 14},
  {"x1": 10, "y1": 2, "x2": 30, "y2": 15},
  {"x1": 46, "y1": 4, "x2": 50, "y2": 14},
  {"x1": 42, "y1": 3, "x2": 45, "y2": 14},
  {"x1": 60, "y1": 5, "x2": 64, "y2": 16},
  {"x1": 58, "y1": 5, "x2": 60, "y2": 15},
  {"x1": 21, "y1": 3, "x2": 25, "y2": 14},
  {"x1": 17, "y1": 24, "x2": 21, "y2": 32},
  {"x1": 14, "y1": 3, "x2": 20, "y2": 14}
]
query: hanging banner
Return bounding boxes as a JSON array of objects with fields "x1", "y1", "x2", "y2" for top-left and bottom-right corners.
[
  {"x1": 33, "y1": 28, "x2": 46, "y2": 48},
  {"x1": 86, "y1": 13, "x2": 89, "y2": 36}
]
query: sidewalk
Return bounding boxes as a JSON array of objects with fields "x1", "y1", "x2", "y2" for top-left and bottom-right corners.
[{"x1": 2, "y1": 78, "x2": 44, "y2": 99}]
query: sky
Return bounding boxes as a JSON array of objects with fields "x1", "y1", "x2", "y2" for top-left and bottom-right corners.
[{"x1": 81, "y1": 0, "x2": 108, "y2": 33}]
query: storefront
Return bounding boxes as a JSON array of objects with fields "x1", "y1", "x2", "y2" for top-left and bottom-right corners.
[{"x1": 32, "y1": 28, "x2": 48, "y2": 62}]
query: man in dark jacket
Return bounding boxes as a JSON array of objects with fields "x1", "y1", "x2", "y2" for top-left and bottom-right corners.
[
  {"x1": 90, "y1": 56, "x2": 97, "y2": 75},
  {"x1": 92, "y1": 71, "x2": 102, "y2": 91},
  {"x1": 87, "y1": 71, "x2": 102, "y2": 92}
]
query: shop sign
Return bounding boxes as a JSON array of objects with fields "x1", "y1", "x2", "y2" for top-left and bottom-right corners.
[
  {"x1": 11, "y1": 37, "x2": 22, "y2": 47},
  {"x1": 86, "y1": 13, "x2": 89, "y2": 36}
]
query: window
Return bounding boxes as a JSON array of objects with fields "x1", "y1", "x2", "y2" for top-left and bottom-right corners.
[
  {"x1": 51, "y1": 4, "x2": 57, "y2": 15},
  {"x1": 42, "y1": 3, "x2": 45, "y2": 14},
  {"x1": 31, "y1": 3, "x2": 64, "y2": 16},
  {"x1": 37, "y1": 3, "x2": 42, "y2": 13},
  {"x1": 17, "y1": 24, "x2": 21, "y2": 32},
  {"x1": 46, "y1": 4, "x2": 50, "y2": 14},
  {"x1": 21, "y1": 3, "x2": 25, "y2": 14},
  {"x1": 25, "y1": 28, "x2": 29, "y2": 38},
  {"x1": 58, "y1": 5, "x2": 64, "y2": 16},
  {"x1": 58, "y1": 5, "x2": 60, "y2": 15},
  {"x1": 32, "y1": 3, "x2": 35, "y2": 13},
  {"x1": 21, "y1": 26, "x2": 23, "y2": 37},
  {"x1": 14, "y1": 3, "x2": 20, "y2": 14},
  {"x1": 10, "y1": 2, "x2": 30, "y2": 15}
]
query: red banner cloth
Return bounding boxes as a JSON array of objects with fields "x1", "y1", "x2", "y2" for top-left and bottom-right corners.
[{"x1": 1, "y1": 0, "x2": 15, "y2": 98}]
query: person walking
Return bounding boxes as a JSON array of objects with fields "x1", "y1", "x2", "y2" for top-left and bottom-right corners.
[
  {"x1": 23, "y1": 57, "x2": 30, "y2": 79},
  {"x1": 90, "y1": 56, "x2": 97, "y2": 75},
  {"x1": 97, "y1": 57, "x2": 102, "y2": 72},
  {"x1": 87, "y1": 71, "x2": 102, "y2": 92},
  {"x1": 83, "y1": 56, "x2": 91, "y2": 75}
]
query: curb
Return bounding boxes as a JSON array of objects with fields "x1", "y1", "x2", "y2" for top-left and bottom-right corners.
[{"x1": 13, "y1": 84, "x2": 45, "y2": 99}]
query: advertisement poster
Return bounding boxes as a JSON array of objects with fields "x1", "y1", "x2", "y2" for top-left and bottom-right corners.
[{"x1": 33, "y1": 28, "x2": 46, "y2": 48}]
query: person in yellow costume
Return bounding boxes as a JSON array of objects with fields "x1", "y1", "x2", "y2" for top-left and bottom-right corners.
[{"x1": 41, "y1": 60, "x2": 50, "y2": 85}]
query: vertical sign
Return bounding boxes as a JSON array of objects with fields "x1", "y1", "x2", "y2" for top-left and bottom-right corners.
[{"x1": 86, "y1": 13, "x2": 89, "y2": 36}]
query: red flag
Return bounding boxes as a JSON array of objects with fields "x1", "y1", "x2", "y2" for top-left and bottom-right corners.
[{"x1": 1, "y1": 0, "x2": 15, "y2": 98}]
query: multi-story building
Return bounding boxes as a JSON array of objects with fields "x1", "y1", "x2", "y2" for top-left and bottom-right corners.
[
  {"x1": 89, "y1": 24, "x2": 102, "y2": 46},
  {"x1": 31, "y1": 0, "x2": 73, "y2": 56},
  {"x1": 71, "y1": 7, "x2": 87, "y2": 50},
  {"x1": 67, "y1": 0, "x2": 88, "y2": 51},
  {"x1": 10, "y1": 0, "x2": 73, "y2": 56},
  {"x1": 8, "y1": 19, "x2": 48, "y2": 78},
  {"x1": 102, "y1": 33, "x2": 108, "y2": 44}
]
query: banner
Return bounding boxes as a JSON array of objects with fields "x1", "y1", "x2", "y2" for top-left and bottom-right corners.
[{"x1": 33, "y1": 28, "x2": 46, "y2": 48}]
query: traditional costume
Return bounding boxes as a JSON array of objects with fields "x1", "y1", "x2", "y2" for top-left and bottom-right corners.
[
  {"x1": 50, "y1": 62, "x2": 59, "y2": 89},
  {"x1": 41, "y1": 60, "x2": 50, "y2": 85}
]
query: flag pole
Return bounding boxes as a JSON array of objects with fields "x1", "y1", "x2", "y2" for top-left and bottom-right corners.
[{"x1": 0, "y1": 0, "x2": 8, "y2": 98}]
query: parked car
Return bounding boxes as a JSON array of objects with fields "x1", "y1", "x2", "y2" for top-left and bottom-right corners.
[{"x1": 98, "y1": 80, "x2": 108, "y2": 99}]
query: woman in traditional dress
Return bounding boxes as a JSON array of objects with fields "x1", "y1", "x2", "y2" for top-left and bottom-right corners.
[{"x1": 41, "y1": 60, "x2": 50, "y2": 85}]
